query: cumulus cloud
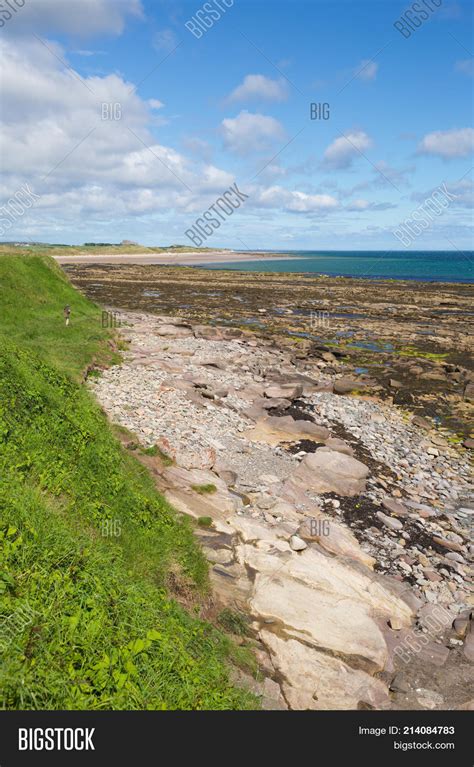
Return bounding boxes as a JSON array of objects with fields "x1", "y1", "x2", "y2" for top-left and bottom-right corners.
[
  {"x1": 221, "y1": 111, "x2": 285, "y2": 154},
  {"x1": 2, "y1": 0, "x2": 144, "y2": 38},
  {"x1": 0, "y1": 38, "x2": 344, "y2": 240},
  {"x1": 0, "y1": 37, "x2": 235, "y2": 220},
  {"x1": 417, "y1": 128, "x2": 474, "y2": 159},
  {"x1": 226, "y1": 74, "x2": 288, "y2": 103},
  {"x1": 323, "y1": 131, "x2": 373, "y2": 169},
  {"x1": 255, "y1": 186, "x2": 338, "y2": 213}
]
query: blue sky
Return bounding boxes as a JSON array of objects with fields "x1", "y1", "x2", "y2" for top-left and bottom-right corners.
[{"x1": 1, "y1": 0, "x2": 473, "y2": 250}]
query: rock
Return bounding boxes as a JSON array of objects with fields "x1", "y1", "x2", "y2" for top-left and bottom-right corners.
[
  {"x1": 457, "y1": 699, "x2": 474, "y2": 710},
  {"x1": 445, "y1": 552, "x2": 465, "y2": 563},
  {"x1": 325, "y1": 437, "x2": 354, "y2": 456},
  {"x1": 192, "y1": 325, "x2": 225, "y2": 340},
  {"x1": 163, "y1": 466, "x2": 240, "y2": 532},
  {"x1": 244, "y1": 545, "x2": 412, "y2": 669},
  {"x1": 155, "y1": 323, "x2": 193, "y2": 338},
  {"x1": 198, "y1": 358, "x2": 226, "y2": 369},
  {"x1": 382, "y1": 498, "x2": 408, "y2": 517},
  {"x1": 264, "y1": 383, "x2": 303, "y2": 400},
  {"x1": 261, "y1": 678, "x2": 288, "y2": 710},
  {"x1": 453, "y1": 616, "x2": 469, "y2": 638},
  {"x1": 417, "y1": 641, "x2": 449, "y2": 668},
  {"x1": 412, "y1": 415, "x2": 431, "y2": 430},
  {"x1": 416, "y1": 688, "x2": 444, "y2": 709},
  {"x1": 389, "y1": 672, "x2": 409, "y2": 693},
  {"x1": 297, "y1": 515, "x2": 375, "y2": 568},
  {"x1": 289, "y1": 535, "x2": 307, "y2": 551},
  {"x1": 432, "y1": 536, "x2": 465, "y2": 553},
  {"x1": 294, "y1": 451, "x2": 369, "y2": 496},
  {"x1": 463, "y1": 438, "x2": 474, "y2": 449},
  {"x1": 213, "y1": 460, "x2": 238, "y2": 487},
  {"x1": 388, "y1": 616, "x2": 404, "y2": 630},
  {"x1": 376, "y1": 512, "x2": 403, "y2": 531},
  {"x1": 260, "y1": 632, "x2": 390, "y2": 710},
  {"x1": 463, "y1": 382, "x2": 474, "y2": 402},
  {"x1": 389, "y1": 379, "x2": 403, "y2": 389},
  {"x1": 464, "y1": 630, "x2": 474, "y2": 662},
  {"x1": 245, "y1": 416, "x2": 329, "y2": 445},
  {"x1": 334, "y1": 378, "x2": 365, "y2": 395}
]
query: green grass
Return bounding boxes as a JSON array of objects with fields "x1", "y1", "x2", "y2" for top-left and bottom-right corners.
[
  {"x1": 0, "y1": 255, "x2": 115, "y2": 379},
  {"x1": 197, "y1": 517, "x2": 213, "y2": 528},
  {"x1": 191, "y1": 484, "x2": 217, "y2": 495},
  {"x1": 0, "y1": 255, "x2": 257, "y2": 710}
]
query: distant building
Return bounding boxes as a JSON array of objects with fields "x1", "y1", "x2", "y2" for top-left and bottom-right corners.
[{"x1": 121, "y1": 239, "x2": 138, "y2": 246}]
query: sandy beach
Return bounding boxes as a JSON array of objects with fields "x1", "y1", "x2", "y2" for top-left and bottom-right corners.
[{"x1": 54, "y1": 250, "x2": 291, "y2": 266}]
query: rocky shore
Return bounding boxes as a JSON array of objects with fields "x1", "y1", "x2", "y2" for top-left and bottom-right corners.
[
  {"x1": 66, "y1": 263, "x2": 474, "y2": 439},
  {"x1": 87, "y1": 308, "x2": 473, "y2": 711}
]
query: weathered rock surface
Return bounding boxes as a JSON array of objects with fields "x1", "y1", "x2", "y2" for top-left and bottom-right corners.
[
  {"x1": 294, "y1": 450, "x2": 369, "y2": 496},
  {"x1": 87, "y1": 308, "x2": 472, "y2": 711},
  {"x1": 261, "y1": 632, "x2": 391, "y2": 710}
]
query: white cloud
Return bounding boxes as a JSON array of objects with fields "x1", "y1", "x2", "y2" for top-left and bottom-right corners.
[
  {"x1": 221, "y1": 111, "x2": 285, "y2": 154},
  {"x1": 226, "y1": 74, "x2": 288, "y2": 103},
  {"x1": 323, "y1": 131, "x2": 373, "y2": 169},
  {"x1": 2, "y1": 0, "x2": 144, "y2": 38},
  {"x1": 418, "y1": 128, "x2": 474, "y2": 158},
  {"x1": 255, "y1": 186, "x2": 338, "y2": 212},
  {"x1": 347, "y1": 199, "x2": 370, "y2": 210},
  {"x1": 0, "y1": 37, "x2": 234, "y2": 215},
  {"x1": 356, "y1": 60, "x2": 378, "y2": 81},
  {"x1": 0, "y1": 38, "x2": 343, "y2": 240},
  {"x1": 346, "y1": 199, "x2": 396, "y2": 211}
]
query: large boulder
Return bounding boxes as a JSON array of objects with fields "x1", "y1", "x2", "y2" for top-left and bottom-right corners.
[
  {"x1": 264, "y1": 383, "x2": 303, "y2": 400},
  {"x1": 294, "y1": 450, "x2": 369, "y2": 496}
]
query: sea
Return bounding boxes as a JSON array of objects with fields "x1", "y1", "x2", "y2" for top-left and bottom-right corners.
[{"x1": 203, "y1": 250, "x2": 473, "y2": 283}]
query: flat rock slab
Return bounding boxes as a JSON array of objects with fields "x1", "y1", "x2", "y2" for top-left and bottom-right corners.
[
  {"x1": 261, "y1": 632, "x2": 390, "y2": 710},
  {"x1": 244, "y1": 416, "x2": 330, "y2": 446},
  {"x1": 155, "y1": 323, "x2": 193, "y2": 337},
  {"x1": 243, "y1": 545, "x2": 412, "y2": 670},
  {"x1": 294, "y1": 450, "x2": 369, "y2": 496}
]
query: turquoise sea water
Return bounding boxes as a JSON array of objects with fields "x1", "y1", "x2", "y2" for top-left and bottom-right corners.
[{"x1": 203, "y1": 250, "x2": 473, "y2": 283}]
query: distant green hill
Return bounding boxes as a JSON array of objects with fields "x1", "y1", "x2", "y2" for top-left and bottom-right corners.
[{"x1": 0, "y1": 255, "x2": 256, "y2": 710}]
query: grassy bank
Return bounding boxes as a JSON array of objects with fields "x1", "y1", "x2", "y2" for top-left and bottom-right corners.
[{"x1": 0, "y1": 255, "x2": 256, "y2": 710}]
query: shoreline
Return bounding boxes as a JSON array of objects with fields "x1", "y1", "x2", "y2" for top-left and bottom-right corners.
[
  {"x1": 64, "y1": 261, "x2": 474, "y2": 440},
  {"x1": 87, "y1": 306, "x2": 472, "y2": 710},
  {"x1": 53, "y1": 250, "x2": 293, "y2": 266},
  {"x1": 52, "y1": 251, "x2": 473, "y2": 285}
]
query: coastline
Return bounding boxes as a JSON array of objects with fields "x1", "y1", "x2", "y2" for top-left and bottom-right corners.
[
  {"x1": 65, "y1": 262, "x2": 474, "y2": 440},
  {"x1": 53, "y1": 250, "x2": 294, "y2": 266},
  {"x1": 87, "y1": 305, "x2": 473, "y2": 710}
]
